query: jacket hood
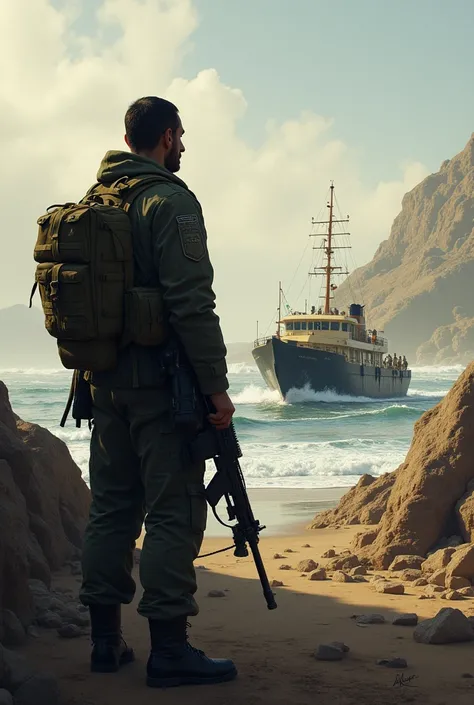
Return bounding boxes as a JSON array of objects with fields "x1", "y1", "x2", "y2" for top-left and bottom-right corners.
[{"x1": 97, "y1": 150, "x2": 189, "y2": 190}]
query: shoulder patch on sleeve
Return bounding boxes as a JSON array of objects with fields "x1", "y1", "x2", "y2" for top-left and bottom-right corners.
[{"x1": 176, "y1": 214, "x2": 205, "y2": 262}]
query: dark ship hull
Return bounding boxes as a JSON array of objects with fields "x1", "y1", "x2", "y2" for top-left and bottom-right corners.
[{"x1": 252, "y1": 337, "x2": 411, "y2": 399}]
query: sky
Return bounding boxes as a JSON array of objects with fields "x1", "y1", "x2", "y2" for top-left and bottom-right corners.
[{"x1": 2, "y1": 0, "x2": 473, "y2": 343}]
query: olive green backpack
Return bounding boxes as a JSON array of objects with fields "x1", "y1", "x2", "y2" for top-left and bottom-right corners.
[{"x1": 30, "y1": 176, "x2": 168, "y2": 374}]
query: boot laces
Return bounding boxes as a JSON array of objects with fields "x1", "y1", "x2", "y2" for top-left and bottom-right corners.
[{"x1": 185, "y1": 621, "x2": 205, "y2": 657}]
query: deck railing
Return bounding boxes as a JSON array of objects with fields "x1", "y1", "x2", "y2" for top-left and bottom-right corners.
[{"x1": 253, "y1": 336, "x2": 272, "y2": 348}]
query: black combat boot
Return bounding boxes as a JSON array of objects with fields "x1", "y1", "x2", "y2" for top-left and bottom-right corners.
[
  {"x1": 89, "y1": 604, "x2": 135, "y2": 673},
  {"x1": 147, "y1": 616, "x2": 237, "y2": 687}
]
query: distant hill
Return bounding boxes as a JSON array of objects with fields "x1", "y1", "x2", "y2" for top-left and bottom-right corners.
[
  {"x1": 0, "y1": 304, "x2": 253, "y2": 370},
  {"x1": 336, "y1": 133, "x2": 474, "y2": 364}
]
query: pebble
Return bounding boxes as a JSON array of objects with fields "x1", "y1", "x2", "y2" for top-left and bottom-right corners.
[
  {"x1": 297, "y1": 559, "x2": 318, "y2": 573},
  {"x1": 284, "y1": 548, "x2": 295, "y2": 553},
  {"x1": 442, "y1": 590, "x2": 465, "y2": 601},
  {"x1": 350, "y1": 566, "x2": 367, "y2": 576},
  {"x1": 57, "y1": 624, "x2": 83, "y2": 639},
  {"x1": 398, "y1": 569, "x2": 422, "y2": 582},
  {"x1": 309, "y1": 568, "x2": 327, "y2": 581},
  {"x1": 412, "y1": 577, "x2": 429, "y2": 587},
  {"x1": 208, "y1": 590, "x2": 226, "y2": 598},
  {"x1": 332, "y1": 571, "x2": 353, "y2": 583},
  {"x1": 36, "y1": 611, "x2": 62, "y2": 629},
  {"x1": 279, "y1": 565, "x2": 292, "y2": 571},
  {"x1": 270, "y1": 580, "x2": 283, "y2": 588},
  {"x1": 377, "y1": 657, "x2": 408, "y2": 668},
  {"x1": 273, "y1": 553, "x2": 284, "y2": 559},
  {"x1": 314, "y1": 642, "x2": 349, "y2": 661},
  {"x1": 458, "y1": 587, "x2": 474, "y2": 597},
  {"x1": 355, "y1": 614, "x2": 386, "y2": 625},
  {"x1": 58, "y1": 605, "x2": 90, "y2": 627},
  {"x1": 393, "y1": 613, "x2": 418, "y2": 627},
  {"x1": 322, "y1": 549, "x2": 336, "y2": 559},
  {"x1": 374, "y1": 581, "x2": 405, "y2": 595},
  {"x1": 302, "y1": 544, "x2": 311, "y2": 548}
]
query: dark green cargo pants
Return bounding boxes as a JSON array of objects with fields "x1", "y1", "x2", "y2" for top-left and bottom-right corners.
[{"x1": 79, "y1": 385, "x2": 207, "y2": 620}]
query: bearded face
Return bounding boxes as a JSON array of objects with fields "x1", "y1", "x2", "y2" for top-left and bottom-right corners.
[
  {"x1": 164, "y1": 122, "x2": 185, "y2": 173},
  {"x1": 164, "y1": 134, "x2": 182, "y2": 173}
]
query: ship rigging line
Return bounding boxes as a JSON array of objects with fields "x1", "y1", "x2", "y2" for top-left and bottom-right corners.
[{"x1": 333, "y1": 190, "x2": 365, "y2": 309}]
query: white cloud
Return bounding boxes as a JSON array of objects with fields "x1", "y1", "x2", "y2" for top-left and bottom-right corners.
[{"x1": 1, "y1": 0, "x2": 428, "y2": 343}]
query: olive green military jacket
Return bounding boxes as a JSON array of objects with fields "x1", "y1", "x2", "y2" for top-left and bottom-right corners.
[{"x1": 89, "y1": 150, "x2": 228, "y2": 396}]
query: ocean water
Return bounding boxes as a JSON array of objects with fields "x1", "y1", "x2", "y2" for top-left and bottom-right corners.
[{"x1": 0, "y1": 363, "x2": 463, "y2": 490}]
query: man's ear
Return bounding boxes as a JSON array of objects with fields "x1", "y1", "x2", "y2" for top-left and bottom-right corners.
[
  {"x1": 124, "y1": 134, "x2": 131, "y2": 149},
  {"x1": 163, "y1": 127, "x2": 173, "y2": 149}
]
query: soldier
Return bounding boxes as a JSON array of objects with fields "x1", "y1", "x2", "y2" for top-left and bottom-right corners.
[{"x1": 79, "y1": 97, "x2": 237, "y2": 687}]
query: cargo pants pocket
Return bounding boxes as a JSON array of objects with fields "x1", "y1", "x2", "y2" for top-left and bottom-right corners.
[{"x1": 187, "y1": 484, "x2": 207, "y2": 534}]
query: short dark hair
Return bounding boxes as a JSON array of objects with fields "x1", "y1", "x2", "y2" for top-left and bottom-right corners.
[{"x1": 125, "y1": 97, "x2": 180, "y2": 152}]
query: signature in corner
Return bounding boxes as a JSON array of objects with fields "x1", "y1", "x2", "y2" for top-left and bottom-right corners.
[{"x1": 393, "y1": 672, "x2": 418, "y2": 688}]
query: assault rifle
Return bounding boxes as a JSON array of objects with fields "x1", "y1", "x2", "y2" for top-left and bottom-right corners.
[{"x1": 164, "y1": 346, "x2": 277, "y2": 611}]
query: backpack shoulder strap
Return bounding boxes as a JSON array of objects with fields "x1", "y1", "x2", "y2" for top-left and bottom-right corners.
[
  {"x1": 119, "y1": 176, "x2": 165, "y2": 212},
  {"x1": 80, "y1": 176, "x2": 164, "y2": 212}
]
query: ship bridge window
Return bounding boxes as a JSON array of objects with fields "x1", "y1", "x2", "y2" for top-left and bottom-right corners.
[
  {"x1": 308, "y1": 322, "x2": 314, "y2": 331},
  {"x1": 342, "y1": 323, "x2": 348, "y2": 332},
  {"x1": 301, "y1": 322, "x2": 307, "y2": 330},
  {"x1": 330, "y1": 322, "x2": 340, "y2": 331},
  {"x1": 294, "y1": 321, "x2": 301, "y2": 330},
  {"x1": 314, "y1": 321, "x2": 321, "y2": 330},
  {"x1": 286, "y1": 322, "x2": 294, "y2": 331},
  {"x1": 321, "y1": 321, "x2": 329, "y2": 330}
]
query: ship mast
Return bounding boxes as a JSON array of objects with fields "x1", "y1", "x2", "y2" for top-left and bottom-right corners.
[
  {"x1": 324, "y1": 184, "x2": 335, "y2": 314},
  {"x1": 276, "y1": 281, "x2": 282, "y2": 338},
  {"x1": 310, "y1": 182, "x2": 350, "y2": 312}
]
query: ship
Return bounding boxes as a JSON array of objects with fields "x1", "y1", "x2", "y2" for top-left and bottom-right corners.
[{"x1": 252, "y1": 183, "x2": 411, "y2": 399}]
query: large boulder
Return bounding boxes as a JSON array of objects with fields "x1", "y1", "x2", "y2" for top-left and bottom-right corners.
[
  {"x1": 357, "y1": 363, "x2": 474, "y2": 568},
  {"x1": 308, "y1": 472, "x2": 396, "y2": 529},
  {"x1": 446, "y1": 544, "x2": 474, "y2": 581},
  {"x1": 413, "y1": 608, "x2": 473, "y2": 644},
  {"x1": 0, "y1": 382, "x2": 90, "y2": 632},
  {"x1": 456, "y1": 479, "x2": 474, "y2": 542},
  {"x1": 421, "y1": 548, "x2": 457, "y2": 573}
]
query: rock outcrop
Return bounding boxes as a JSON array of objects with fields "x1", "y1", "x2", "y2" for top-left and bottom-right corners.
[
  {"x1": 310, "y1": 362, "x2": 474, "y2": 570},
  {"x1": 308, "y1": 472, "x2": 396, "y2": 528},
  {"x1": 335, "y1": 134, "x2": 474, "y2": 363},
  {"x1": 0, "y1": 381, "x2": 90, "y2": 637}
]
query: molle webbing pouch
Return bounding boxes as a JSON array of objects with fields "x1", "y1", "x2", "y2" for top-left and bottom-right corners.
[{"x1": 124, "y1": 287, "x2": 168, "y2": 347}]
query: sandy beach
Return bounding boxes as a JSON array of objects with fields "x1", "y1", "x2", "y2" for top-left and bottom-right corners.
[{"x1": 20, "y1": 489, "x2": 474, "y2": 705}]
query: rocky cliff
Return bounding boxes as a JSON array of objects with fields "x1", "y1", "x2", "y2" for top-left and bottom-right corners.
[
  {"x1": 0, "y1": 381, "x2": 90, "y2": 638},
  {"x1": 309, "y1": 361, "x2": 474, "y2": 569},
  {"x1": 336, "y1": 134, "x2": 474, "y2": 363}
]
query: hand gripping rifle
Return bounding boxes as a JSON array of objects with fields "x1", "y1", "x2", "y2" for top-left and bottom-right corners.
[{"x1": 164, "y1": 345, "x2": 277, "y2": 611}]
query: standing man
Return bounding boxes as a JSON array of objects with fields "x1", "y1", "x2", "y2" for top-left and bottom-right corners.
[{"x1": 79, "y1": 97, "x2": 237, "y2": 688}]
